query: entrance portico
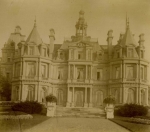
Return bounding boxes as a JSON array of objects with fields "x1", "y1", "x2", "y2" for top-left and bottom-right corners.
[{"x1": 66, "y1": 86, "x2": 93, "y2": 108}]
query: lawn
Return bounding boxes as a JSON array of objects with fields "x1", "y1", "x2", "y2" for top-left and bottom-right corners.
[
  {"x1": 0, "y1": 114, "x2": 50, "y2": 132},
  {"x1": 111, "y1": 116, "x2": 150, "y2": 132}
]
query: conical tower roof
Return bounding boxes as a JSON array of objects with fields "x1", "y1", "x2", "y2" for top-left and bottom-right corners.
[
  {"x1": 120, "y1": 18, "x2": 137, "y2": 46},
  {"x1": 26, "y1": 19, "x2": 43, "y2": 45}
]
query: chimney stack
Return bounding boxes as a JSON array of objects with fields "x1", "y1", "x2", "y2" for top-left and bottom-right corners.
[
  {"x1": 49, "y1": 29, "x2": 55, "y2": 54},
  {"x1": 107, "y1": 30, "x2": 113, "y2": 59},
  {"x1": 138, "y1": 33, "x2": 144, "y2": 46}
]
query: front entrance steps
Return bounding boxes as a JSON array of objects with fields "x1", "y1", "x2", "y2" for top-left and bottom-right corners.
[{"x1": 54, "y1": 106, "x2": 106, "y2": 118}]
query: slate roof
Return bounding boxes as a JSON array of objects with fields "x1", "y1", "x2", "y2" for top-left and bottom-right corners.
[
  {"x1": 26, "y1": 23, "x2": 43, "y2": 45},
  {"x1": 120, "y1": 27, "x2": 137, "y2": 46}
]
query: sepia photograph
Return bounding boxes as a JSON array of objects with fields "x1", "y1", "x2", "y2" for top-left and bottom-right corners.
[{"x1": 0, "y1": 0, "x2": 150, "y2": 132}]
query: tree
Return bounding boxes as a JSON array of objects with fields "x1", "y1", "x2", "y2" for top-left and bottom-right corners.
[{"x1": 0, "y1": 71, "x2": 12, "y2": 101}]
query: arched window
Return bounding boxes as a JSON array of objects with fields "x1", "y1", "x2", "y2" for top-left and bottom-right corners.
[
  {"x1": 127, "y1": 88, "x2": 135, "y2": 103},
  {"x1": 27, "y1": 86, "x2": 35, "y2": 101}
]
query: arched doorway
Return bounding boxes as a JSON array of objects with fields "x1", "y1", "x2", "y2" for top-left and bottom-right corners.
[
  {"x1": 57, "y1": 89, "x2": 64, "y2": 106},
  {"x1": 95, "y1": 90, "x2": 103, "y2": 107},
  {"x1": 127, "y1": 88, "x2": 135, "y2": 103},
  {"x1": 75, "y1": 91, "x2": 84, "y2": 107}
]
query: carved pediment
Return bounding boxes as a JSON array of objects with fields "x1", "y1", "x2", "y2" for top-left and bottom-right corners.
[{"x1": 76, "y1": 42, "x2": 91, "y2": 47}]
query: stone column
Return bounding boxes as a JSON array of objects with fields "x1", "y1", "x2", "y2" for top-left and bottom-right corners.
[
  {"x1": 13, "y1": 63, "x2": 15, "y2": 78},
  {"x1": 19, "y1": 84, "x2": 22, "y2": 101},
  {"x1": 145, "y1": 88, "x2": 148, "y2": 105},
  {"x1": 86, "y1": 65, "x2": 87, "y2": 79},
  {"x1": 34, "y1": 85, "x2": 38, "y2": 101},
  {"x1": 90, "y1": 65, "x2": 93, "y2": 80},
  {"x1": 23, "y1": 60, "x2": 26, "y2": 78},
  {"x1": 136, "y1": 64, "x2": 138, "y2": 79},
  {"x1": 85, "y1": 65, "x2": 88, "y2": 83},
  {"x1": 136, "y1": 87, "x2": 138, "y2": 104},
  {"x1": 71, "y1": 87, "x2": 75, "y2": 107},
  {"x1": 38, "y1": 59, "x2": 41, "y2": 79},
  {"x1": 122, "y1": 87, "x2": 125, "y2": 104},
  {"x1": 123, "y1": 63, "x2": 125, "y2": 78},
  {"x1": 84, "y1": 87, "x2": 88, "y2": 107},
  {"x1": 20, "y1": 60, "x2": 23, "y2": 77},
  {"x1": 89, "y1": 87, "x2": 93, "y2": 107},
  {"x1": 110, "y1": 64, "x2": 112, "y2": 79},
  {"x1": 138, "y1": 87, "x2": 141, "y2": 105},
  {"x1": 68, "y1": 65, "x2": 70, "y2": 79},
  {"x1": 66, "y1": 87, "x2": 70, "y2": 107},
  {"x1": 120, "y1": 63, "x2": 122, "y2": 79},
  {"x1": 73, "y1": 65, "x2": 75, "y2": 80}
]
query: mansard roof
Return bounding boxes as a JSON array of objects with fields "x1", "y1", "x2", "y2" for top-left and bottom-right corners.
[{"x1": 26, "y1": 21, "x2": 43, "y2": 45}]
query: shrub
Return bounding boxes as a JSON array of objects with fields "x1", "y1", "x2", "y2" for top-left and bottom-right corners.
[
  {"x1": 115, "y1": 103, "x2": 148, "y2": 117},
  {"x1": 12, "y1": 101, "x2": 43, "y2": 114},
  {"x1": 103, "y1": 96, "x2": 115, "y2": 105},
  {"x1": 46, "y1": 94, "x2": 57, "y2": 103}
]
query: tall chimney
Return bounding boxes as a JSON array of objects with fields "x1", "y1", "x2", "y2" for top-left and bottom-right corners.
[
  {"x1": 49, "y1": 29, "x2": 55, "y2": 54},
  {"x1": 138, "y1": 33, "x2": 144, "y2": 46},
  {"x1": 107, "y1": 30, "x2": 113, "y2": 59}
]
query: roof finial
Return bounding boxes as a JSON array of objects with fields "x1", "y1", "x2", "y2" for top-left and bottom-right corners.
[
  {"x1": 34, "y1": 16, "x2": 36, "y2": 27},
  {"x1": 126, "y1": 13, "x2": 130, "y2": 29}
]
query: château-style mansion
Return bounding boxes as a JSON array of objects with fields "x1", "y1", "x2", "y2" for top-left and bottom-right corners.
[{"x1": 0, "y1": 10, "x2": 149, "y2": 107}]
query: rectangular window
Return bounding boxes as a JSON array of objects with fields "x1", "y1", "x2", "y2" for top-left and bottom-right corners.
[
  {"x1": 97, "y1": 69, "x2": 102, "y2": 80},
  {"x1": 127, "y1": 66, "x2": 134, "y2": 79},
  {"x1": 41, "y1": 65, "x2": 46, "y2": 78},
  {"x1": 7, "y1": 58, "x2": 10, "y2": 62},
  {"x1": 77, "y1": 68, "x2": 84, "y2": 80},
  {"x1": 29, "y1": 47, "x2": 34, "y2": 55},
  {"x1": 6, "y1": 73, "x2": 10, "y2": 79},
  {"x1": 28, "y1": 63, "x2": 35, "y2": 77},
  {"x1": 115, "y1": 67, "x2": 120, "y2": 79},
  {"x1": 58, "y1": 68, "x2": 63, "y2": 80},
  {"x1": 78, "y1": 51, "x2": 83, "y2": 60}
]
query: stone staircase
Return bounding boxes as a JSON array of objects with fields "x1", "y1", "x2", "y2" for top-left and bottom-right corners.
[{"x1": 54, "y1": 106, "x2": 106, "y2": 118}]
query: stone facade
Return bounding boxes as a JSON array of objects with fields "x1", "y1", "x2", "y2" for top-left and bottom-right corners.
[{"x1": 0, "y1": 11, "x2": 149, "y2": 107}]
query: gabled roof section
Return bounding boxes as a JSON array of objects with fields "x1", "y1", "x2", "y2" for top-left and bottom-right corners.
[{"x1": 26, "y1": 20, "x2": 43, "y2": 45}]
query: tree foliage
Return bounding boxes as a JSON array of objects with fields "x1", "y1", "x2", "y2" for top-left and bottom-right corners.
[{"x1": 0, "y1": 71, "x2": 12, "y2": 101}]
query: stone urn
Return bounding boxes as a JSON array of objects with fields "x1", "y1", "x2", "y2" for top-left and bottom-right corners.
[
  {"x1": 46, "y1": 94, "x2": 57, "y2": 117},
  {"x1": 105, "y1": 103, "x2": 114, "y2": 119},
  {"x1": 103, "y1": 96, "x2": 115, "y2": 119}
]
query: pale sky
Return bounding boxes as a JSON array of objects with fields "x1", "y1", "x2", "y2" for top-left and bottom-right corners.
[{"x1": 0, "y1": 0, "x2": 150, "y2": 60}]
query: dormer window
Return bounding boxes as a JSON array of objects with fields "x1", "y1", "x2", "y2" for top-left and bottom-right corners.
[
  {"x1": 60, "y1": 52, "x2": 63, "y2": 59},
  {"x1": 128, "y1": 48, "x2": 133, "y2": 57},
  {"x1": 29, "y1": 46, "x2": 34, "y2": 55},
  {"x1": 43, "y1": 48, "x2": 46, "y2": 57},
  {"x1": 117, "y1": 51, "x2": 120, "y2": 58}
]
